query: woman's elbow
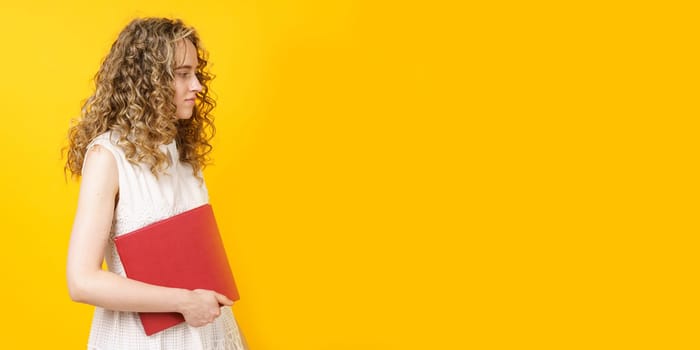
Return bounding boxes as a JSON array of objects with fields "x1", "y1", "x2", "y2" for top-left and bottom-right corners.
[{"x1": 66, "y1": 273, "x2": 89, "y2": 303}]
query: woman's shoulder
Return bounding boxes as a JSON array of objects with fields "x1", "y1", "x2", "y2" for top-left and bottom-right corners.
[
  {"x1": 82, "y1": 131, "x2": 122, "y2": 177},
  {"x1": 88, "y1": 131, "x2": 124, "y2": 152},
  {"x1": 84, "y1": 131, "x2": 129, "y2": 167}
]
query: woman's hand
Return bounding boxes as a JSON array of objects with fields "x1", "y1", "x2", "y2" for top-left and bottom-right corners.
[{"x1": 178, "y1": 289, "x2": 234, "y2": 327}]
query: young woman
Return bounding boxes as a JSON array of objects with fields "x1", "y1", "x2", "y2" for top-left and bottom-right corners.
[{"x1": 65, "y1": 17, "x2": 248, "y2": 349}]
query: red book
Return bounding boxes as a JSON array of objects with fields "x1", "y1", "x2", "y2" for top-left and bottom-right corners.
[{"x1": 114, "y1": 204, "x2": 240, "y2": 336}]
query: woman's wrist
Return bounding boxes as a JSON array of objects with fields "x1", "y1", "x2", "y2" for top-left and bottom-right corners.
[{"x1": 172, "y1": 288, "x2": 193, "y2": 314}]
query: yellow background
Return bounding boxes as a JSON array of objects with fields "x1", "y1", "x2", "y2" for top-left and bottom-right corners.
[{"x1": 0, "y1": 0, "x2": 697, "y2": 349}]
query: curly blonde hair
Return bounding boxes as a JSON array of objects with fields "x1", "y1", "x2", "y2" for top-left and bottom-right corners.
[{"x1": 65, "y1": 17, "x2": 215, "y2": 178}]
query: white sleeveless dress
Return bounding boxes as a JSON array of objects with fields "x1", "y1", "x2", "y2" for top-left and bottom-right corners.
[{"x1": 83, "y1": 131, "x2": 248, "y2": 350}]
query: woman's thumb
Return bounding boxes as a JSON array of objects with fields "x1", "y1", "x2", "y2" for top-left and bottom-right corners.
[{"x1": 215, "y1": 292, "x2": 234, "y2": 306}]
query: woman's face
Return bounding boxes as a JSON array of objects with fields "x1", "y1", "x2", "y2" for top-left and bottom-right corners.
[{"x1": 172, "y1": 39, "x2": 203, "y2": 119}]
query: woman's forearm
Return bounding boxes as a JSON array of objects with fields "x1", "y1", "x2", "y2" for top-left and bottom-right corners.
[{"x1": 69, "y1": 269, "x2": 190, "y2": 314}]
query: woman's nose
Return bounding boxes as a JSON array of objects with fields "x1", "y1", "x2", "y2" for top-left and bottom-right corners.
[{"x1": 191, "y1": 76, "x2": 203, "y2": 92}]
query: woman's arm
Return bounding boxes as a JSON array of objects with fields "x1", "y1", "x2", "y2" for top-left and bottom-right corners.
[{"x1": 66, "y1": 144, "x2": 232, "y2": 326}]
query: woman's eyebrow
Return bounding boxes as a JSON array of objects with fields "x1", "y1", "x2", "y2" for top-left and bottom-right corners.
[{"x1": 174, "y1": 65, "x2": 194, "y2": 70}]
